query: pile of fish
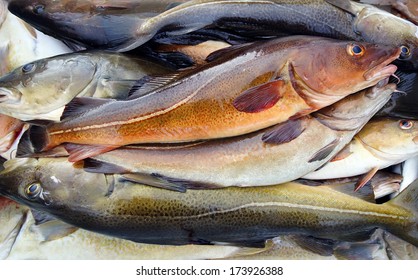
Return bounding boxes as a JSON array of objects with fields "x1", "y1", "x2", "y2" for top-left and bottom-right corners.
[{"x1": 0, "y1": 0, "x2": 417, "y2": 260}]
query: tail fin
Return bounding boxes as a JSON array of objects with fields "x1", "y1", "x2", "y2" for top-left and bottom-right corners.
[
  {"x1": 386, "y1": 180, "x2": 418, "y2": 246},
  {"x1": 16, "y1": 126, "x2": 50, "y2": 157}
]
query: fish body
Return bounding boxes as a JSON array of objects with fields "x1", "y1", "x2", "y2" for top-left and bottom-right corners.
[
  {"x1": 304, "y1": 118, "x2": 418, "y2": 180},
  {"x1": 0, "y1": 52, "x2": 173, "y2": 121},
  {"x1": 80, "y1": 84, "x2": 395, "y2": 189},
  {"x1": 23, "y1": 36, "x2": 399, "y2": 158},
  {"x1": 8, "y1": 0, "x2": 418, "y2": 69},
  {"x1": 0, "y1": 157, "x2": 417, "y2": 247}
]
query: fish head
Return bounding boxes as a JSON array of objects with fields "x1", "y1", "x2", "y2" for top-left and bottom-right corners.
[
  {"x1": 356, "y1": 118, "x2": 418, "y2": 159},
  {"x1": 314, "y1": 81, "x2": 396, "y2": 131},
  {"x1": 353, "y1": 6, "x2": 418, "y2": 71},
  {"x1": 290, "y1": 39, "x2": 400, "y2": 107},
  {"x1": 0, "y1": 158, "x2": 109, "y2": 214},
  {"x1": 0, "y1": 54, "x2": 96, "y2": 119}
]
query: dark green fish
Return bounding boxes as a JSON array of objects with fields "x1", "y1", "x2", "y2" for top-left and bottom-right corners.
[{"x1": 0, "y1": 157, "x2": 417, "y2": 247}]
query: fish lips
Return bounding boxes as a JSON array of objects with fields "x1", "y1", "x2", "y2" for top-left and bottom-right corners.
[
  {"x1": 0, "y1": 88, "x2": 21, "y2": 104},
  {"x1": 364, "y1": 48, "x2": 401, "y2": 81}
]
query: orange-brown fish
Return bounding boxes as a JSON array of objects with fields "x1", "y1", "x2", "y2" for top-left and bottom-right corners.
[{"x1": 23, "y1": 36, "x2": 400, "y2": 161}]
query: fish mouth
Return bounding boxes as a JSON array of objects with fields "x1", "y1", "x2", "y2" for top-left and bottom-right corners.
[
  {"x1": 364, "y1": 48, "x2": 401, "y2": 81},
  {"x1": 0, "y1": 88, "x2": 21, "y2": 104}
]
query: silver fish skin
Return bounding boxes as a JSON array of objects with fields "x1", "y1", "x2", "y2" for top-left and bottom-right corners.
[
  {"x1": 303, "y1": 118, "x2": 418, "y2": 180},
  {"x1": 82, "y1": 83, "x2": 395, "y2": 189},
  {"x1": 0, "y1": 157, "x2": 417, "y2": 247},
  {"x1": 0, "y1": 52, "x2": 173, "y2": 121}
]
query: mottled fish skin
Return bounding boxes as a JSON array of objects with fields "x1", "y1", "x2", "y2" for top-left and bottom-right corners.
[
  {"x1": 0, "y1": 52, "x2": 173, "y2": 121},
  {"x1": 83, "y1": 84, "x2": 396, "y2": 188},
  {"x1": 0, "y1": 201, "x2": 247, "y2": 260},
  {"x1": 31, "y1": 36, "x2": 399, "y2": 155},
  {"x1": 303, "y1": 118, "x2": 418, "y2": 180},
  {"x1": 8, "y1": 0, "x2": 417, "y2": 70},
  {"x1": 0, "y1": 157, "x2": 416, "y2": 247}
]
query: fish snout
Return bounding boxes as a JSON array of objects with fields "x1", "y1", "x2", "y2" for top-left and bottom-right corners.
[
  {"x1": 0, "y1": 88, "x2": 21, "y2": 104},
  {"x1": 364, "y1": 47, "x2": 401, "y2": 81}
]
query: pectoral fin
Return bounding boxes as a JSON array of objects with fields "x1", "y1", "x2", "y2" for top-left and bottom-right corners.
[
  {"x1": 0, "y1": 211, "x2": 27, "y2": 260},
  {"x1": 330, "y1": 144, "x2": 352, "y2": 162},
  {"x1": 355, "y1": 167, "x2": 380, "y2": 192},
  {"x1": 233, "y1": 80, "x2": 285, "y2": 113},
  {"x1": 308, "y1": 139, "x2": 340, "y2": 163},
  {"x1": 262, "y1": 118, "x2": 306, "y2": 145}
]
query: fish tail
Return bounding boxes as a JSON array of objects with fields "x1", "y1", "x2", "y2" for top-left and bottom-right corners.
[
  {"x1": 16, "y1": 125, "x2": 50, "y2": 157},
  {"x1": 386, "y1": 180, "x2": 418, "y2": 247}
]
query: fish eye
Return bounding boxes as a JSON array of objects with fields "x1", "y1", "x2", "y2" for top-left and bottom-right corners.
[
  {"x1": 400, "y1": 46, "x2": 411, "y2": 58},
  {"x1": 24, "y1": 182, "x2": 42, "y2": 200},
  {"x1": 33, "y1": 4, "x2": 45, "y2": 15},
  {"x1": 347, "y1": 44, "x2": 365, "y2": 57},
  {"x1": 21, "y1": 63, "x2": 35, "y2": 74},
  {"x1": 399, "y1": 120, "x2": 413, "y2": 130}
]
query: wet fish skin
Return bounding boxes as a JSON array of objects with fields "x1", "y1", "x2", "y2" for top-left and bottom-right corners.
[
  {"x1": 6, "y1": 0, "x2": 191, "y2": 50},
  {"x1": 25, "y1": 36, "x2": 399, "y2": 157},
  {"x1": 0, "y1": 52, "x2": 173, "y2": 121},
  {"x1": 0, "y1": 157, "x2": 417, "y2": 247},
  {"x1": 8, "y1": 0, "x2": 417, "y2": 70},
  {"x1": 304, "y1": 118, "x2": 418, "y2": 180},
  {"x1": 81, "y1": 83, "x2": 395, "y2": 189}
]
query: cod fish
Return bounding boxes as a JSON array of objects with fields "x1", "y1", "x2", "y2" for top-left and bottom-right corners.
[
  {"x1": 0, "y1": 52, "x2": 173, "y2": 121},
  {"x1": 0, "y1": 157, "x2": 417, "y2": 247},
  {"x1": 20, "y1": 36, "x2": 399, "y2": 161},
  {"x1": 0, "y1": 201, "x2": 248, "y2": 260},
  {"x1": 2, "y1": 198, "x2": 406, "y2": 260},
  {"x1": 7, "y1": 0, "x2": 418, "y2": 70},
  {"x1": 76, "y1": 83, "x2": 395, "y2": 191},
  {"x1": 303, "y1": 118, "x2": 418, "y2": 189}
]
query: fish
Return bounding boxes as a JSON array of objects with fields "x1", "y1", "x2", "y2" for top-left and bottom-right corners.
[
  {"x1": 0, "y1": 157, "x2": 417, "y2": 247},
  {"x1": 0, "y1": 200, "x2": 250, "y2": 260},
  {"x1": 392, "y1": 0, "x2": 418, "y2": 25},
  {"x1": 303, "y1": 118, "x2": 418, "y2": 189},
  {"x1": 6, "y1": 0, "x2": 191, "y2": 51},
  {"x1": 0, "y1": 0, "x2": 71, "y2": 76},
  {"x1": 0, "y1": 51, "x2": 174, "y2": 122},
  {"x1": 19, "y1": 36, "x2": 399, "y2": 161},
  {"x1": 7, "y1": 0, "x2": 417, "y2": 69},
  {"x1": 72, "y1": 83, "x2": 395, "y2": 191},
  {"x1": 2, "y1": 198, "x2": 406, "y2": 260}
]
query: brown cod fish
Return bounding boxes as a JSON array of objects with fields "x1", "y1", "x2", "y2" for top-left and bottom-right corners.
[
  {"x1": 0, "y1": 157, "x2": 417, "y2": 247},
  {"x1": 20, "y1": 36, "x2": 400, "y2": 161},
  {"x1": 75, "y1": 83, "x2": 395, "y2": 191}
]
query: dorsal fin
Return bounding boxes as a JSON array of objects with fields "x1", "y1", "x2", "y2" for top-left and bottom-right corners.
[
  {"x1": 127, "y1": 73, "x2": 181, "y2": 99},
  {"x1": 61, "y1": 97, "x2": 114, "y2": 121}
]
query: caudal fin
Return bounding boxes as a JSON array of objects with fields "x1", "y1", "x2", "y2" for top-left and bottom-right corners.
[
  {"x1": 16, "y1": 125, "x2": 50, "y2": 157},
  {"x1": 386, "y1": 180, "x2": 418, "y2": 246}
]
